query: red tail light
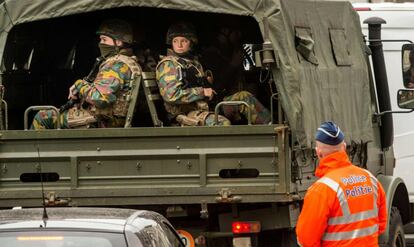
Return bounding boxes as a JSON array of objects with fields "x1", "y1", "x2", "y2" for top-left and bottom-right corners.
[{"x1": 232, "y1": 221, "x2": 261, "y2": 234}]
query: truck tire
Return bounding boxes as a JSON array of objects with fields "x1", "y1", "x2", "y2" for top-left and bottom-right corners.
[{"x1": 387, "y1": 207, "x2": 405, "y2": 247}]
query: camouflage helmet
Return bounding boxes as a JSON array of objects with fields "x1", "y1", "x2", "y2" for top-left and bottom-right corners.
[
  {"x1": 96, "y1": 19, "x2": 134, "y2": 44},
  {"x1": 166, "y1": 22, "x2": 198, "y2": 45}
]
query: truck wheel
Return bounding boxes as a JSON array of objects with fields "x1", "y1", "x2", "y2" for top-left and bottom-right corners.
[{"x1": 388, "y1": 207, "x2": 405, "y2": 247}]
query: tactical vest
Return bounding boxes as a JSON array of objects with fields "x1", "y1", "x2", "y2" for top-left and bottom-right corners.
[
  {"x1": 158, "y1": 55, "x2": 205, "y2": 83},
  {"x1": 157, "y1": 55, "x2": 209, "y2": 119},
  {"x1": 95, "y1": 54, "x2": 142, "y2": 118}
]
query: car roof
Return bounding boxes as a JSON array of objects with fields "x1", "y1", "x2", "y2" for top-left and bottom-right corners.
[{"x1": 0, "y1": 207, "x2": 162, "y2": 232}]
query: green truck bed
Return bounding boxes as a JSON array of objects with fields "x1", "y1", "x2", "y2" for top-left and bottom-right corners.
[{"x1": 0, "y1": 125, "x2": 292, "y2": 208}]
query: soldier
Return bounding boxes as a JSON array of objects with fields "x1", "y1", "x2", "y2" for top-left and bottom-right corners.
[
  {"x1": 206, "y1": 26, "x2": 271, "y2": 125},
  {"x1": 155, "y1": 22, "x2": 229, "y2": 126},
  {"x1": 156, "y1": 22, "x2": 270, "y2": 126},
  {"x1": 31, "y1": 19, "x2": 141, "y2": 129}
]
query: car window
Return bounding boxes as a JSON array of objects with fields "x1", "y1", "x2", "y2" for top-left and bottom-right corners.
[
  {"x1": 133, "y1": 220, "x2": 184, "y2": 247},
  {"x1": 0, "y1": 231, "x2": 127, "y2": 247},
  {"x1": 135, "y1": 226, "x2": 172, "y2": 247},
  {"x1": 162, "y1": 222, "x2": 185, "y2": 247}
]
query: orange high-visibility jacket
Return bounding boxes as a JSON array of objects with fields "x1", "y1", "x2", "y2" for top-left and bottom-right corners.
[{"x1": 296, "y1": 151, "x2": 387, "y2": 247}]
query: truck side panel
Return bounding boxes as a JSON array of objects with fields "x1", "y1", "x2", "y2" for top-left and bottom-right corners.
[{"x1": 0, "y1": 126, "x2": 292, "y2": 207}]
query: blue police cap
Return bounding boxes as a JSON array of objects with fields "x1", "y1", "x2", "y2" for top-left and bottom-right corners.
[{"x1": 315, "y1": 121, "x2": 344, "y2": 145}]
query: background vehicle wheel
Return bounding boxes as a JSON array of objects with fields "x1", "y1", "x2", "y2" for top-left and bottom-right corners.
[{"x1": 388, "y1": 207, "x2": 406, "y2": 247}]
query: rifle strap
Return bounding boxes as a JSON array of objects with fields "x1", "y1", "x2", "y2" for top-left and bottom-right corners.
[{"x1": 156, "y1": 55, "x2": 205, "y2": 77}]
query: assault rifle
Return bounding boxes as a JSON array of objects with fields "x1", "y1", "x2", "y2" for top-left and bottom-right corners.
[
  {"x1": 180, "y1": 66, "x2": 212, "y2": 89},
  {"x1": 59, "y1": 56, "x2": 104, "y2": 113},
  {"x1": 59, "y1": 98, "x2": 79, "y2": 113},
  {"x1": 84, "y1": 56, "x2": 105, "y2": 83}
]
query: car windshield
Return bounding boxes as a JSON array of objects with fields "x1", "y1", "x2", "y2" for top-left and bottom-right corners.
[{"x1": 0, "y1": 231, "x2": 127, "y2": 247}]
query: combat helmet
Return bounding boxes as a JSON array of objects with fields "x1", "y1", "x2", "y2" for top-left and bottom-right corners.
[
  {"x1": 97, "y1": 19, "x2": 134, "y2": 44},
  {"x1": 166, "y1": 22, "x2": 198, "y2": 45}
]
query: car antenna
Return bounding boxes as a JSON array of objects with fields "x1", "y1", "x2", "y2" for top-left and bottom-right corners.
[{"x1": 37, "y1": 146, "x2": 49, "y2": 226}]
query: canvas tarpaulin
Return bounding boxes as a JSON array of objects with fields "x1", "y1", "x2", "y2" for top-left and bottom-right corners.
[
  {"x1": 270, "y1": 1, "x2": 373, "y2": 147},
  {"x1": 0, "y1": 0, "x2": 374, "y2": 147}
]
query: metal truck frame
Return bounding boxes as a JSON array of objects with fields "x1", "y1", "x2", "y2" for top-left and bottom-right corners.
[{"x1": 0, "y1": 0, "x2": 411, "y2": 246}]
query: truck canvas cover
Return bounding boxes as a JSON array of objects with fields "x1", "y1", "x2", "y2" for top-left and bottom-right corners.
[{"x1": 0, "y1": 0, "x2": 373, "y2": 147}]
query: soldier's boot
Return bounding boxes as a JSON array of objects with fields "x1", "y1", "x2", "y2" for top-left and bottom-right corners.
[
  {"x1": 176, "y1": 114, "x2": 201, "y2": 126},
  {"x1": 176, "y1": 111, "x2": 231, "y2": 126},
  {"x1": 204, "y1": 114, "x2": 231, "y2": 126},
  {"x1": 189, "y1": 110, "x2": 231, "y2": 126}
]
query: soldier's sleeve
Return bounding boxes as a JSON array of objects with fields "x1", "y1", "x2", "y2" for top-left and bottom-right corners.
[
  {"x1": 156, "y1": 60, "x2": 205, "y2": 104},
  {"x1": 74, "y1": 61, "x2": 131, "y2": 108}
]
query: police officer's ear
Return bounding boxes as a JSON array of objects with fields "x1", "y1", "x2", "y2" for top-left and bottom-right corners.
[{"x1": 315, "y1": 146, "x2": 323, "y2": 159}]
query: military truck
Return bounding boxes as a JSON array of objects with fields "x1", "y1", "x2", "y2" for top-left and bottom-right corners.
[{"x1": 0, "y1": 0, "x2": 412, "y2": 246}]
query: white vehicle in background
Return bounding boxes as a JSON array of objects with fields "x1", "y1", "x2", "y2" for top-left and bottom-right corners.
[
  {"x1": 355, "y1": 3, "x2": 414, "y2": 202},
  {"x1": 354, "y1": 3, "x2": 414, "y2": 243}
]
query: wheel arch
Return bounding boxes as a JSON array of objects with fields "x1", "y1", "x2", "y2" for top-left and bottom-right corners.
[{"x1": 377, "y1": 175, "x2": 410, "y2": 244}]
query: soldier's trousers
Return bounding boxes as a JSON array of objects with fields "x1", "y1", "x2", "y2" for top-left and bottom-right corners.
[
  {"x1": 31, "y1": 109, "x2": 68, "y2": 129},
  {"x1": 31, "y1": 107, "x2": 124, "y2": 129},
  {"x1": 222, "y1": 91, "x2": 271, "y2": 124}
]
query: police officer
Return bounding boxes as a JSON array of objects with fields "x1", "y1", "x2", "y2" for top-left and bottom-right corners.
[
  {"x1": 31, "y1": 19, "x2": 141, "y2": 129},
  {"x1": 296, "y1": 121, "x2": 387, "y2": 246},
  {"x1": 156, "y1": 22, "x2": 270, "y2": 126}
]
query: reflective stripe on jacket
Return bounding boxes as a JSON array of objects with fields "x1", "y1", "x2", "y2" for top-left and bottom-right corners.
[{"x1": 296, "y1": 151, "x2": 387, "y2": 247}]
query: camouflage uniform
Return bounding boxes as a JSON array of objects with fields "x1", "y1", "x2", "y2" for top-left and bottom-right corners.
[
  {"x1": 156, "y1": 50, "x2": 231, "y2": 126},
  {"x1": 31, "y1": 19, "x2": 141, "y2": 129},
  {"x1": 157, "y1": 22, "x2": 270, "y2": 126}
]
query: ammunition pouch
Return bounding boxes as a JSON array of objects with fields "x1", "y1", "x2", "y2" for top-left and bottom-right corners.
[
  {"x1": 67, "y1": 107, "x2": 97, "y2": 128},
  {"x1": 112, "y1": 91, "x2": 130, "y2": 117},
  {"x1": 90, "y1": 105, "x2": 112, "y2": 119}
]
